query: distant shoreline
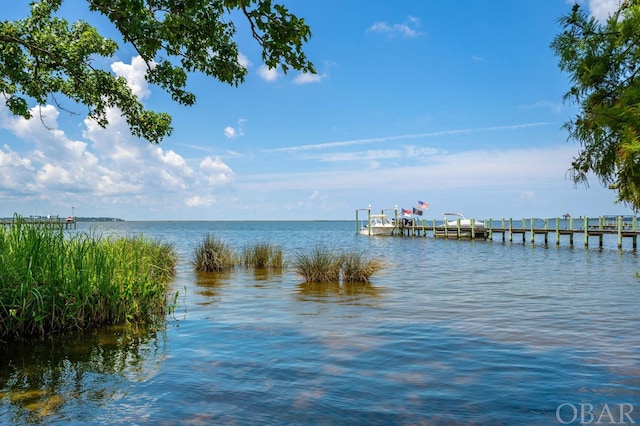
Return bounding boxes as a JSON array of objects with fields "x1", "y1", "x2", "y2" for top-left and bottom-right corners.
[{"x1": 0, "y1": 216, "x2": 125, "y2": 222}]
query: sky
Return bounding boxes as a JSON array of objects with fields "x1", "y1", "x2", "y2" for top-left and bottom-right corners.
[{"x1": 0, "y1": 0, "x2": 635, "y2": 221}]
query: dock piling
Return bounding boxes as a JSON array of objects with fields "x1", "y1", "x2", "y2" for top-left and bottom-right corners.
[{"x1": 355, "y1": 213, "x2": 640, "y2": 250}]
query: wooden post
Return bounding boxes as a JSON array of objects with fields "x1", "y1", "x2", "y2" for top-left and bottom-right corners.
[
  {"x1": 584, "y1": 217, "x2": 589, "y2": 247},
  {"x1": 509, "y1": 218, "x2": 513, "y2": 242},
  {"x1": 471, "y1": 218, "x2": 476, "y2": 239},
  {"x1": 530, "y1": 218, "x2": 535, "y2": 243},
  {"x1": 618, "y1": 215, "x2": 623, "y2": 249},
  {"x1": 569, "y1": 217, "x2": 574, "y2": 245},
  {"x1": 555, "y1": 217, "x2": 560, "y2": 246},
  {"x1": 544, "y1": 218, "x2": 548, "y2": 244}
]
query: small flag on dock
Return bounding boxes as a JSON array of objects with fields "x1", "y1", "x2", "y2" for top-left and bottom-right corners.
[
  {"x1": 412, "y1": 207, "x2": 423, "y2": 215},
  {"x1": 418, "y1": 200, "x2": 429, "y2": 209}
]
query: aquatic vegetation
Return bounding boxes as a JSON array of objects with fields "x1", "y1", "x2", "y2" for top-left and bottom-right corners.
[
  {"x1": 341, "y1": 252, "x2": 384, "y2": 283},
  {"x1": 293, "y1": 245, "x2": 343, "y2": 282},
  {"x1": 193, "y1": 234, "x2": 237, "y2": 272},
  {"x1": 241, "y1": 241, "x2": 284, "y2": 269},
  {"x1": 292, "y1": 246, "x2": 384, "y2": 283},
  {"x1": 0, "y1": 216, "x2": 177, "y2": 340}
]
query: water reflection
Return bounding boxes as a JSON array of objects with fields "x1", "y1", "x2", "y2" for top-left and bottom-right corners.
[
  {"x1": 4, "y1": 221, "x2": 640, "y2": 424},
  {"x1": 250, "y1": 267, "x2": 284, "y2": 282},
  {"x1": 0, "y1": 323, "x2": 166, "y2": 424},
  {"x1": 295, "y1": 281, "x2": 382, "y2": 300},
  {"x1": 194, "y1": 270, "x2": 232, "y2": 302}
]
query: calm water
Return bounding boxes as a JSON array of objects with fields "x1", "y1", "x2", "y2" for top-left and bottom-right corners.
[{"x1": 2, "y1": 220, "x2": 640, "y2": 425}]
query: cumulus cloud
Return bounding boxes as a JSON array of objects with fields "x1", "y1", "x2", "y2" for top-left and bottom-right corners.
[
  {"x1": 200, "y1": 156, "x2": 235, "y2": 186},
  {"x1": 224, "y1": 119, "x2": 246, "y2": 139},
  {"x1": 0, "y1": 56, "x2": 236, "y2": 215},
  {"x1": 111, "y1": 56, "x2": 152, "y2": 99},
  {"x1": 224, "y1": 126, "x2": 237, "y2": 138},
  {"x1": 257, "y1": 65, "x2": 280, "y2": 82}
]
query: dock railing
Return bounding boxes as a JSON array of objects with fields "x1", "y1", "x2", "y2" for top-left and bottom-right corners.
[
  {"x1": 356, "y1": 214, "x2": 640, "y2": 249},
  {"x1": 0, "y1": 215, "x2": 77, "y2": 230}
]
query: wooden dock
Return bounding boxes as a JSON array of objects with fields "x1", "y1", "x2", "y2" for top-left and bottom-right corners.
[
  {"x1": 356, "y1": 209, "x2": 640, "y2": 249},
  {"x1": 0, "y1": 216, "x2": 77, "y2": 229}
]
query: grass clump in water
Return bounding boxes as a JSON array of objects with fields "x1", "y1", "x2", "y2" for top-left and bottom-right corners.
[
  {"x1": 341, "y1": 252, "x2": 384, "y2": 283},
  {"x1": 241, "y1": 241, "x2": 284, "y2": 269},
  {"x1": 292, "y1": 245, "x2": 344, "y2": 282},
  {"x1": 193, "y1": 234, "x2": 237, "y2": 272},
  {"x1": 0, "y1": 216, "x2": 177, "y2": 341},
  {"x1": 293, "y1": 246, "x2": 384, "y2": 283}
]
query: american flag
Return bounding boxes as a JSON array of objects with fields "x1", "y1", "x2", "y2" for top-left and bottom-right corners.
[{"x1": 417, "y1": 200, "x2": 429, "y2": 209}]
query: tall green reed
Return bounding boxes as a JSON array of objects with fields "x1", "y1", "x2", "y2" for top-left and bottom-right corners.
[{"x1": 0, "y1": 216, "x2": 177, "y2": 341}]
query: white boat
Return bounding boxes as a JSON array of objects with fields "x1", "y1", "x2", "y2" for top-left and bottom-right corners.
[
  {"x1": 435, "y1": 212, "x2": 488, "y2": 239},
  {"x1": 359, "y1": 214, "x2": 396, "y2": 236}
]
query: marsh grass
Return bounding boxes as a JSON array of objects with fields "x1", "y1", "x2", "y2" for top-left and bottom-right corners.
[
  {"x1": 293, "y1": 246, "x2": 384, "y2": 283},
  {"x1": 193, "y1": 234, "x2": 237, "y2": 272},
  {"x1": 292, "y1": 245, "x2": 343, "y2": 282},
  {"x1": 341, "y1": 252, "x2": 384, "y2": 283},
  {"x1": 241, "y1": 241, "x2": 284, "y2": 269},
  {"x1": 0, "y1": 216, "x2": 177, "y2": 341}
]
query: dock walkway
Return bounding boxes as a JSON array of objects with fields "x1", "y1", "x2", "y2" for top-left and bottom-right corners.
[
  {"x1": 0, "y1": 216, "x2": 77, "y2": 230},
  {"x1": 356, "y1": 209, "x2": 640, "y2": 249}
]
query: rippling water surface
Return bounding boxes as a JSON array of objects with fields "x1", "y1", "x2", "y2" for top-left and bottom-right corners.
[{"x1": 2, "y1": 221, "x2": 640, "y2": 425}]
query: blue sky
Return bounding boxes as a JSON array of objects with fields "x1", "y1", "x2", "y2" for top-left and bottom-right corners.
[{"x1": 0, "y1": 0, "x2": 634, "y2": 221}]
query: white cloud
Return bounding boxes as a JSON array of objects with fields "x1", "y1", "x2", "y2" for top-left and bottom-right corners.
[
  {"x1": 200, "y1": 155, "x2": 235, "y2": 186},
  {"x1": 519, "y1": 100, "x2": 564, "y2": 114},
  {"x1": 588, "y1": 0, "x2": 623, "y2": 21},
  {"x1": 224, "y1": 126, "x2": 237, "y2": 138},
  {"x1": 224, "y1": 119, "x2": 246, "y2": 139},
  {"x1": 367, "y1": 16, "x2": 425, "y2": 37},
  {"x1": 185, "y1": 195, "x2": 216, "y2": 207},
  {"x1": 257, "y1": 65, "x2": 280, "y2": 82},
  {"x1": 111, "y1": 56, "x2": 152, "y2": 99},
  {"x1": 237, "y1": 52, "x2": 252, "y2": 70},
  {"x1": 240, "y1": 146, "x2": 578, "y2": 196},
  {"x1": 0, "y1": 56, "x2": 236, "y2": 214},
  {"x1": 265, "y1": 122, "x2": 553, "y2": 153},
  {"x1": 294, "y1": 72, "x2": 326, "y2": 84}
]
